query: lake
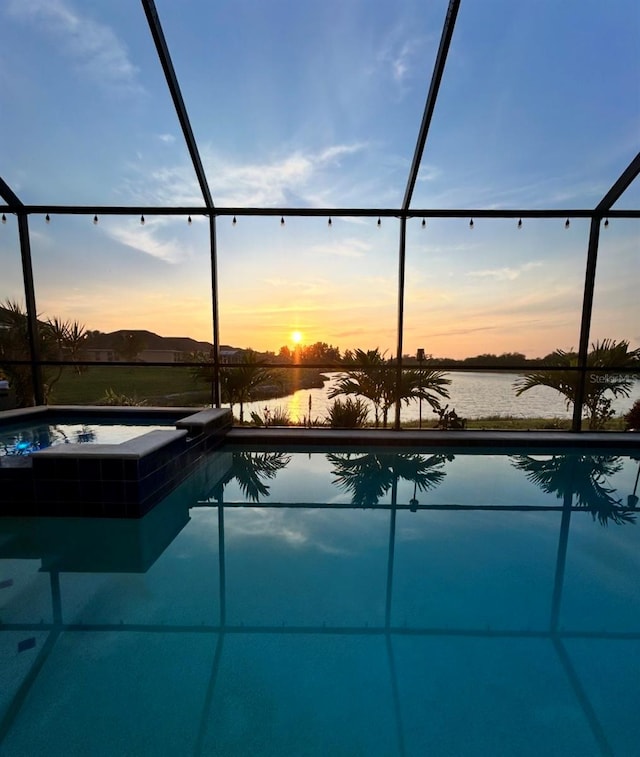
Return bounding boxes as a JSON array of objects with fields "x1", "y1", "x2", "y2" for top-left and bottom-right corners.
[{"x1": 243, "y1": 371, "x2": 640, "y2": 425}]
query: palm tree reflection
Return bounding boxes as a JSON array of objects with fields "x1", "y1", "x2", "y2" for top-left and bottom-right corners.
[
  {"x1": 510, "y1": 453, "x2": 635, "y2": 526},
  {"x1": 213, "y1": 451, "x2": 292, "y2": 502},
  {"x1": 327, "y1": 452, "x2": 453, "y2": 507}
]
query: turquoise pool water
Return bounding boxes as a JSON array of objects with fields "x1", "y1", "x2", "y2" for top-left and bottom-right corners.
[
  {"x1": 0, "y1": 418, "x2": 176, "y2": 456},
  {"x1": 1, "y1": 446, "x2": 639, "y2": 755}
]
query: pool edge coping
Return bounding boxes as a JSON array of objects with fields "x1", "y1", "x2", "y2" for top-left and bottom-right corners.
[{"x1": 224, "y1": 427, "x2": 640, "y2": 450}]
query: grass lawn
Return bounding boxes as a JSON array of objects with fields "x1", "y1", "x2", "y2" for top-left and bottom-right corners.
[
  {"x1": 402, "y1": 416, "x2": 626, "y2": 431},
  {"x1": 50, "y1": 366, "x2": 211, "y2": 406},
  {"x1": 45, "y1": 367, "x2": 630, "y2": 430},
  {"x1": 49, "y1": 365, "x2": 328, "y2": 406}
]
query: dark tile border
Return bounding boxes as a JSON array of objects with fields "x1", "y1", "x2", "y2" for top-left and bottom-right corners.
[{"x1": 0, "y1": 406, "x2": 232, "y2": 517}]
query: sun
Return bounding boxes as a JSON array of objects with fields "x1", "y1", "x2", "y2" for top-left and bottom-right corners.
[{"x1": 291, "y1": 330, "x2": 303, "y2": 345}]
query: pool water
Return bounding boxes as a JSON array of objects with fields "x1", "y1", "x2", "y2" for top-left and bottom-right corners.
[
  {"x1": 0, "y1": 419, "x2": 176, "y2": 456},
  {"x1": 1, "y1": 446, "x2": 639, "y2": 755}
]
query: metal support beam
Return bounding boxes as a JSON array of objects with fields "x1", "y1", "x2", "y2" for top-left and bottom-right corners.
[
  {"x1": 552, "y1": 638, "x2": 615, "y2": 756},
  {"x1": 596, "y1": 150, "x2": 640, "y2": 213},
  {"x1": 385, "y1": 478, "x2": 399, "y2": 628},
  {"x1": 403, "y1": 0, "x2": 460, "y2": 210},
  {"x1": 217, "y1": 501, "x2": 226, "y2": 627},
  {"x1": 550, "y1": 488, "x2": 573, "y2": 632},
  {"x1": 141, "y1": 0, "x2": 214, "y2": 209},
  {"x1": 209, "y1": 214, "x2": 221, "y2": 407},
  {"x1": 0, "y1": 175, "x2": 23, "y2": 209},
  {"x1": 395, "y1": 217, "x2": 407, "y2": 430},
  {"x1": 11, "y1": 204, "x2": 640, "y2": 219},
  {"x1": 572, "y1": 217, "x2": 601, "y2": 431},
  {"x1": 17, "y1": 213, "x2": 44, "y2": 405}
]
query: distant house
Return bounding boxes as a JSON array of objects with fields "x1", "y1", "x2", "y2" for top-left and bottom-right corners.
[
  {"x1": 220, "y1": 348, "x2": 242, "y2": 363},
  {"x1": 83, "y1": 330, "x2": 214, "y2": 364}
]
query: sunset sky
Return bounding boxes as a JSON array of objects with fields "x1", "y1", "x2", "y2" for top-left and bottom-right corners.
[{"x1": 0, "y1": 0, "x2": 638, "y2": 359}]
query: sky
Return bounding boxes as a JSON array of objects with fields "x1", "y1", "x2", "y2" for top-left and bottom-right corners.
[{"x1": 0, "y1": 0, "x2": 638, "y2": 359}]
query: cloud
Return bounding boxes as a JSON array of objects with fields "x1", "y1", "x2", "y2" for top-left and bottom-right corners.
[
  {"x1": 308, "y1": 238, "x2": 370, "y2": 258},
  {"x1": 376, "y1": 33, "x2": 427, "y2": 86},
  {"x1": 466, "y1": 261, "x2": 542, "y2": 282},
  {"x1": 417, "y1": 164, "x2": 442, "y2": 182},
  {"x1": 226, "y1": 509, "x2": 309, "y2": 546},
  {"x1": 119, "y1": 162, "x2": 204, "y2": 206},
  {"x1": 6, "y1": 0, "x2": 141, "y2": 93},
  {"x1": 318, "y1": 144, "x2": 367, "y2": 163},
  {"x1": 392, "y1": 40, "x2": 417, "y2": 82},
  {"x1": 120, "y1": 142, "x2": 370, "y2": 208},
  {"x1": 157, "y1": 134, "x2": 176, "y2": 144},
  {"x1": 204, "y1": 143, "x2": 368, "y2": 207},
  {"x1": 224, "y1": 301, "x2": 327, "y2": 317},
  {"x1": 260, "y1": 278, "x2": 333, "y2": 298},
  {"x1": 418, "y1": 169, "x2": 609, "y2": 210},
  {"x1": 104, "y1": 216, "x2": 188, "y2": 264}
]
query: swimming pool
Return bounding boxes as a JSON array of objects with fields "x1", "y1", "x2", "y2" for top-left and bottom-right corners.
[{"x1": 0, "y1": 442, "x2": 638, "y2": 755}]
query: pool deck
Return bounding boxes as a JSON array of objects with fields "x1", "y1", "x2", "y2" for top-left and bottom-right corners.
[
  {"x1": 0, "y1": 404, "x2": 201, "y2": 424},
  {"x1": 226, "y1": 427, "x2": 640, "y2": 452}
]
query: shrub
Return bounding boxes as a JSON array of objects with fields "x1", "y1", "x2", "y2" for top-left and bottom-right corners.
[
  {"x1": 250, "y1": 406, "x2": 291, "y2": 427},
  {"x1": 435, "y1": 405, "x2": 466, "y2": 430},
  {"x1": 269, "y1": 407, "x2": 291, "y2": 426},
  {"x1": 625, "y1": 399, "x2": 640, "y2": 431},
  {"x1": 98, "y1": 388, "x2": 147, "y2": 406},
  {"x1": 326, "y1": 397, "x2": 369, "y2": 428}
]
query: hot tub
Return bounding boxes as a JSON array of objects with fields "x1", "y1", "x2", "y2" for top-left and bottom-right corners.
[{"x1": 0, "y1": 405, "x2": 232, "y2": 517}]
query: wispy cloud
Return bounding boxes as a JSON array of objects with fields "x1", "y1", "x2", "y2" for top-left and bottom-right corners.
[
  {"x1": 392, "y1": 40, "x2": 419, "y2": 82},
  {"x1": 104, "y1": 217, "x2": 188, "y2": 264},
  {"x1": 376, "y1": 32, "x2": 430, "y2": 87},
  {"x1": 6, "y1": 0, "x2": 141, "y2": 94},
  {"x1": 226, "y1": 509, "x2": 309, "y2": 546},
  {"x1": 467, "y1": 261, "x2": 542, "y2": 282},
  {"x1": 260, "y1": 278, "x2": 334, "y2": 298},
  {"x1": 157, "y1": 133, "x2": 176, "y2": 144},
  {"x1": 119, "y1": 162, "x2": 204, "y2": 206},
  {"x1": 317, "y1": 144, "x2": 366, "y2": 163},
  {"x1": 417, "y1": 164, "x2": 442, "y2": 182},
  {"x1": 121, "y1": 142, "x2": 369, "y2": 207},
  {"x1": 308, "y1": 238, "x2": 370, "y2": 258},
  {"x1": 205, "y1": 143, "x2": 368, "y2": 206},
  {"x1": 417, "y1": 169, "x2": 608, "y2": 210},
  {"x1": 224, "y1": 301, "x2": 327, "y2": 317}
]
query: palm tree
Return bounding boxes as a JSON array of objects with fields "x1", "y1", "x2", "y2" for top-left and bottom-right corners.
[
  {"x1": 220, "y1": 350, "x2": 276, "y2": 423},
  {"x1": 189, "y1": 350, "x2": 277, "y2": 422},
  {"x1": 328, "y1": 348, "x2": 387, "y2": 426},
  {"x1": 513, "y1": 339, "x2": 640, "y2": 429},
  {"x1": 329, "y1": 348, "x2": 450, "y2": 428},
  {"x1": 0, "y1": 301, "x2": 87, "y2": 406},
  {"x1": 41, "y1": 316, "x2": 88, "y2": 395},
  {"x1": 510, "y1": 453, "x2": 634, "y2": 526},
  {"x1": 380, "y1": 366, "x2": 451, "y2": 428},
  {"x1": 327, "y1": 451, "x2": 453, "y2": 507},
  {"x1": 0, "y1": 301, "x2": 36, "y2": 406}
]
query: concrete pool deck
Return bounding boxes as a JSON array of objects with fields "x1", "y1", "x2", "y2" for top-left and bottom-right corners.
[{"x1": 225, "y1": 427, "x2": 640, "y2": 452}]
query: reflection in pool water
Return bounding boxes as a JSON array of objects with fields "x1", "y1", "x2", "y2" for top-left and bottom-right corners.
[
  {"x1": 0, "y1": 424, "x2": 97, "y2": 456},
  {"x1": 0, "y1": 420, "x2": 172, "y2": 456},
  {"x1": 0, "y1": 446, "x2": 638, "y2": 756}
]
